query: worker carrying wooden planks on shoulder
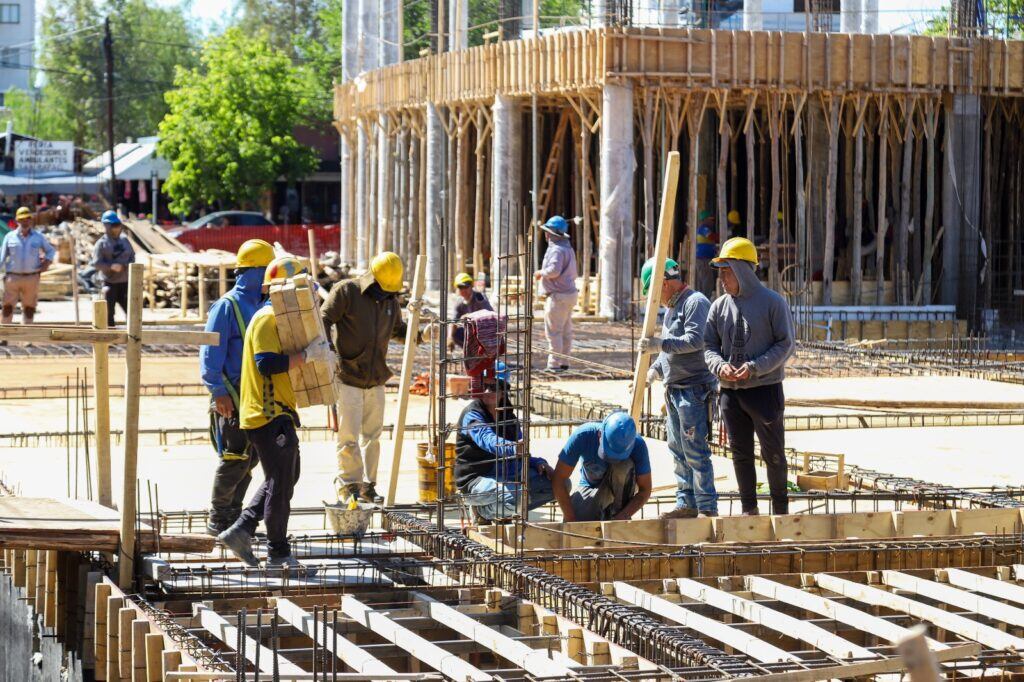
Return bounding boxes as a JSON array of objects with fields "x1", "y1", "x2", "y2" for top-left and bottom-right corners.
[
  {"x1": 199, "y1": 239, "x2": 274, "y2": 537},
  {"x1": 533, "y1": 216, "x2": 578, "y2": 371},
  {"x1": 320, "y1": 251, "x2": 430, "y2": 504},
  {"x1": 703, "y1": 237, "x2": 795, "y2": 516},
  {"x1": 638, "y1": 256, "x2": 719, "y2": 520},
  {"x1": 217, "y1": 256, "x2": 328, "y2": 573},
  {"x1": 550, "y1": 413, "x2": 653, "y2": 522}
]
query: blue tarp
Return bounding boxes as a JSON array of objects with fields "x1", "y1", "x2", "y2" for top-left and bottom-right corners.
[{"x1": 0, "y1": 172, "x2": 104, "y2": 194}]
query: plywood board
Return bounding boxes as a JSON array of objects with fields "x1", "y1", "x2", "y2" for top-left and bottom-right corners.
[
  {"x1": 836, "y1": 512, "x2": 898, "y2": 539},
  {"x1": 771, "y1": 514, "x2": 836, "y2": 541},
  {"x1": 897, "y1": 510, "x2": 955, "y2": 537},
  {"x1": 954, "y1": 508, "x2": 1023, "y2": 536},
  {"x1": 715, "y1": 514, "x2": 774, "y2": 543}
]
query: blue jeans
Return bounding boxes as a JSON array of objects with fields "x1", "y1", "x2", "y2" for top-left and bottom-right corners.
[
  {"x1": 463, "y1": 468, "x2": 556, "y2": 520},
  {"x1": 665, "y1": 384, "x2": 718, "y2": 514}
]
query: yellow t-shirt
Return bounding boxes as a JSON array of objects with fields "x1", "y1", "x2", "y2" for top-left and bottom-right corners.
[{"x1": 239, "y1": 305, "x2": 297, "y2": 430}]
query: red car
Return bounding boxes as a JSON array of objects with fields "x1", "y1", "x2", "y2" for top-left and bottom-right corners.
[{"x1": 167, "y1": 211, "x2": 339, "y2": 257}]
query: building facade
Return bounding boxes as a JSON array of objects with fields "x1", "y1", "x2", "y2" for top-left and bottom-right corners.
[{"x1": 0, "y1": 0, "x2": 34, "y2": 99}]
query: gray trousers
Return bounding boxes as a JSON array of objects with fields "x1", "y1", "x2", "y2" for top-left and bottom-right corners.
[{"x1": 569, "y1": 460, "x2": 636, "y2": 521}]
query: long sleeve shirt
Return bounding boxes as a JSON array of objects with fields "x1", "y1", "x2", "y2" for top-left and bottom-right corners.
[
  {"x1": 199, "y1": 268, "x2": 265, "y2": 400},
  {"x1": 0, "y1": 229, "x2": 55, "y2": 274},
  {"x1": 91, "y1": 235, "x2": 136, "y2": 284},
  {"x1": 537, "y1": 238, "x2": 578, "y2": 296},
  {"x1": 651, "y1": 287, "x2": 716, "y2": 388}
]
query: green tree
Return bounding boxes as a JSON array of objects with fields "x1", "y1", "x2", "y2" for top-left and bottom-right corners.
[
  {"x1": 2, "y1": 88, "x2": 71, "y2": 141},
  {"x1": 157, "y1": 28, "x2": 318, "y2": 214},
  {"x1": 927, "y1": 1, "x2": 1024, "y2": 37}
]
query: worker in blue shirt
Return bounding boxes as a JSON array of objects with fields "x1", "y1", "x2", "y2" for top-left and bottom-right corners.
[
  {"x1": 551, "y1": 412, "x2": 653, "y2": 522},
  {"x1": 91, "y1": 210, "x2": 136, "y2": 327},
  {"x1": 199, "y1": 239, "x2": 276, "y2": 536},
  {"x1": 1, "y1": 206, "x2": 55, "y2": 326}
]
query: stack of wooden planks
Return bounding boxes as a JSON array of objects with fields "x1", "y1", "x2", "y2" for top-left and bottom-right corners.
[{"x1": 268, "y1": 272, "x2": 337, "y2": 407}]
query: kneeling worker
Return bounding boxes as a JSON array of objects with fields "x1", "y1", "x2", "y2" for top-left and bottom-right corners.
[
  {"x1": 455, "y1": 364, "x2": 556, "y2": 521},
  {"x1": 551, "y1": 412, "x2": 652, "y2": 522},
  {"x1": 218, "y1": 257, "x2": 331, "y2": 571}
]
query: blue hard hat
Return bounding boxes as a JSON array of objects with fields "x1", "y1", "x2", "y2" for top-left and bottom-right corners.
[
  {"x1": 600, "y1": 412, "x2": 637, "y2": 461},
  {"x1": 494, "y1": 361, "x2": 510, "y2": 383},
  {"x1": 541, "y1": 215, "x2": 569, "y2": 236},
  {"x1": 101, "y1": 210, "x2": 122, "y2": 226}
]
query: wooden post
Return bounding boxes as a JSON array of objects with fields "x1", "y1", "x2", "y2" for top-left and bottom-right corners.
[
  {"x1": 473, "y1": 108, "x2": 487, "y2": 277},
  {"x1": 628, "y1": 151, "x2": 681, "y2": 420},
  {"x1": 131, "y1": 619, "x2": 149, "y2": 682},
  {"x1": 897, "y1": 96, "x2": 916, "y2": 305},
  {"x1": 768, "y1": 94, "x2": 783, "y2": 292},
  {"x1": 144, "y1": 633, "x2": 163, "y2": 682},
  {"x1": 852, "y1": 99, "x2": 866, "y2": 306},
  {"x1": 921, "y1": 99, "x2": 937, "y2": 305},
  {"x1": 197, "y1": 266, "x2": 207, "y2": 323},
  {"x1": 218, "y1": 264, "x2": 227, "y2": 298},
  {"x1": 44, "y1": 550, "x2": 58, "y2": 629},
  {"x1": 24, "y1": 550, "x2": 37, "y2": 609},
  {"x1": 307, "y1": 228, "x2": 319, "y2": 281},
  {"x1": 161, "y1": 651, "x2": 182, "y2": 680},
  {"x1": 70, "y1": 234, "x2": 80, "y2": 325},
  {"x1": 686, "y1": 100, "x2": 708, "y2": 290},
  {"x1": 580, "y1": 104, "x2": 593, "y2": 314},
  {"x1": 118, "y1": 606, "x2": 135, "y2": 681},
  {"x1": 93, "y1": 300, "x2": 112, "y2": 508},
  {"x1": 717, "y1": 114, "x2": 731, "y2": 244},
  {"x1": 178, "y1": 263, "x2": 187, "y2": 318},
  {"x1": 455, "y1": 111, "x2": 470, "y2": 272},
  {"x1": 94, "y1": 582, "x2": 112, "y2": 680},
  {"x1": 641, "y1": 89, "x2": 656, "y2": 259},
  {"x1": 875, "y1": 103, "x2": 890, "y2": 305},
  {"x1": 823, "y1": 95, "x2": 841, "y2": 305},
  {"x1": 105, "y1": 596, "x2": 123, "y2": 682},
  {"x1": 745, "y1": 95, "x2": 757, "y2": 241},
  {"x1": 118, "y1": 263, "x2": 144, "y2": 589},
  {"x1": 384, "y1": 254, "x2": 427, "y2": 507}
]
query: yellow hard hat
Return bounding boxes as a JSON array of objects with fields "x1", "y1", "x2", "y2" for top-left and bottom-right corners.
[
  {"x1": 727, "y1": 209, "x2": 741, "y2": 226},
  {"x1": 453, "y1": 272, "x2": 473, "y2": 288},
  {"x1": 236, "y1": 239, "x2": 275, "y2": 269},
  {"x1": 263, "y1": 256, "x2": 308, "y2": 286},
  {"x1": 711, "y1": 237, "x2": 759, "y2": 267},
  {"x1": 370, "y1": 251, "x2": 404, "y2": 293},
  {"x1": 15, "y1": 206, "x2": 32, "y2": 220}
]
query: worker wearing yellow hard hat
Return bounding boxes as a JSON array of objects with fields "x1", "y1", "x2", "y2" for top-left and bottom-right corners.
[
  {"x1": 199, "y1": 238, "x2": 276, "y2": 538},
  {"x1": 450, "y1": 271, "x2": 492, "y2": 351},
  {"x1": 1, "y1": 205, "x2": 54, "y2": 327},
  {"x1": 694, "y1": 210, "x2": 720, "y2": 297},
  {"x1": 321, "y1": 251, "x2": 430, "y2": 503},
  {"x1": 704, "y1": 235, "x2": 794, "y2": 517}
]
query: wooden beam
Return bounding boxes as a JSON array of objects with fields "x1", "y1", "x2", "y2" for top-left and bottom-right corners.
[
  {"x1": 882, "y1": 570, "x2": 1024, "y2": 627},
  {"x1": 118, "y1": 263, "x2": 145, "y2": 589},
  {"x1": 385, "y1": 254, "x2": 426, "y2": 507},
  {"x1": 629, "y1": 151, "x2": 681, "y2": 419},
  {"x1": 609, "y1": 581, "x2": 798, "y2": 663},
  {"x1": 275, "y1": 598, "x2": 397, "y2": 676},
  {"x1": 410, "y1": 591, "x2": 574, "y2": 677},
  {"x1": 339, "y1": 594, "x2": 492, "y2": 681},
  {"x1": 196, "y1": 605, "x2": 305, "y2": 676},
  {"x1": 675, "y1": 578, "x2": 876, "y2": 660},
  {"x1": 92, "y1": 301, "x2": 113, "y2": 510},
  {"x1": 815, "y1": 574, "x2": 1024, "y2": 651},
  {"x1": 745, "y1": 576, "x2": 947, "y2": 651},
  {"x1": 0, "y1": 325, "x2": 218, "y2": 346},
  {"x1": 946, "y1": 568, "x2": 1024, "y2": 606}
]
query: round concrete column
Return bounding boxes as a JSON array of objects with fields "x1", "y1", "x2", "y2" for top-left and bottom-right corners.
[{"x1": 599, "y1": 81, "x2": 635, "y2": 320}]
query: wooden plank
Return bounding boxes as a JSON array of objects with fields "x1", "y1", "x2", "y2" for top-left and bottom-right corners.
[
  {"x1": 946, "y1": 568, "x2": 1024, "y2": 607},
  {"x1": 410, "y1": 591, "x2": 575, "y2": 677},
  {"x1": 815, "y1": 573, "x2": 1024, "y2": 651},
  {"x1": 104, "y1": 596, "x2": 123, "y2": 682},
  {"x1": 119, "y1": 264, "x2": 145, "y2": 589},
  {"x1": 94, "y1": 582, "x2": 112, "y2": 679},
  {"x1": 610, "y1": 581, "x2": 798, "y2": 663},
  {"x1": 882, "y1": 570, "x2": 1024, "y2": 627},
  {"x1": 340, "y1": 594, "x2": 492, "y2": 681},
  {"x1": 629, "y1": 151, "x2": 681, "y2": 419},
  {"x1": 275, "y1": 598, "x2": 397, "y2": 676},
  {"x1": 675, "y1": 577, "x2": 875, "y2": 660},
  {"x1": 93, "y1": 301, "x2": 113, "y2": 508},
  {"x1": 196, "y1": 605, "x2": 305, "y2": 676},
  {"x1": 385, "y1": 254, "x2": 426, "y2": 507},
  {"x1": 0, "y1": 325, "x2": 217, "y2": 345}
]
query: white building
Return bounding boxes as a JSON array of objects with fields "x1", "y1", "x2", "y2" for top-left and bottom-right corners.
[{"x1": 0, "y1": 0, "x2": 34, "y2": 100}]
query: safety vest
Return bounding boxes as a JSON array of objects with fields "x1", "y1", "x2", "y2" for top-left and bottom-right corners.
[{"x1": 221, "y1": 293, "x2": 247, "y2": 408}]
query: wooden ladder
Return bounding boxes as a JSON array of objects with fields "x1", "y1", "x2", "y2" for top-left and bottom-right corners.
[
  {"x1": 535, "y1": 108, "x2": 573, "y2": 222},
  {"x1": 569, "y1": 116, "x2": 600, "y2": 234}
]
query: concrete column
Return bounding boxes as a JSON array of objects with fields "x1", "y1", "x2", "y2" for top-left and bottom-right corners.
[
  {"x1": 840, "y1": 0, "x2": 863, "y2": 33},
  {"x1": 861, "y1": 0, "x2": 878, "y2": 33},
  {"x1": 376, "y1": 0, "x2": 401, "y2": 256},
  {"x1": 490, "y1": 94, "x2": 523, "y2": 287},
  {"x1": 942, "y1": 94, "x2": 982, "y2": 323},
  {"x1": 599, "y1": 82, "x2": 635, "y2": 320},
  {"x1": 660, "y1": 0, "x2": 680, "y2": 27},
  {"x1": 521, "y1": 0, "x2": 536, "y2": 36},
  {"x1": 450, "y1": 0, "x2": 468, "y2": 49},
  {"x1": 743, "y1": 0, "x2": 763, "y2": 30},
  {"x1": 425, "y1": 104, "x2": 446, "y2": 290},
  {"x1": 339, "y1": 0, "x2": 358, "y2": 265},
  {"x1": 354, "y1": 0, "x2": 379, "y2": 270}
]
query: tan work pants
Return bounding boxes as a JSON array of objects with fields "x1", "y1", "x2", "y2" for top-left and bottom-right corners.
[
  {"x1": 335, "y1": 382, "x2": 386, "y2": 486},
  {"x1": 543, "y1": 290, "x2": 578, "y2": 369}
]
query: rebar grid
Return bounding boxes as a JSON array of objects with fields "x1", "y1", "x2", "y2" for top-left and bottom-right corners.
[{"x1": 124, "y1": 593, "x2": 234, "y2": 672}]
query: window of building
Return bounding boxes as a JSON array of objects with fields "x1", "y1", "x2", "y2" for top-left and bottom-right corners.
[
  {"x1": 0, "y1": 4, "x2": 20, "y2": 23},
  {"x1": 794, "y1": 0, "x2": 842, "y2": 12}
]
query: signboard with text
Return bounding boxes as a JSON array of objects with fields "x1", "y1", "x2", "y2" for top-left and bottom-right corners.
[{"x1": 14, "y1": 140, "x2": 75, "y2": 173}]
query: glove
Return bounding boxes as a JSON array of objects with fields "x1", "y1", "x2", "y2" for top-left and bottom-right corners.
[
  {"x1": 646, "y1": 366, "x2": 659, "y2": 384},
  {"x1": 407, "y1": 298, "x2": 423, "y2": 313},
  {"x1": 302, "y1": 339, "x2": 332, "y2": 364},
  {"x1": 638, "y1": 335, "x2": 663, "y2": 355}
]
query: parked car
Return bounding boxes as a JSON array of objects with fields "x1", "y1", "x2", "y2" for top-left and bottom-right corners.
[{"x1": 166, "y1": 210, "x2": 339, "y2": 257}]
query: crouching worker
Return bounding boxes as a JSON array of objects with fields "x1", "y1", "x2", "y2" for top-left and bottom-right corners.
[
  {"x1": 455, "y1": 365, "x2": 557, "y2": 522},
  {"x1": 551, "y1": 412, "x2": 652, "y2": 522},
  {"x1": 218, "y1": 257, "x2": 330, "y2": 573}
]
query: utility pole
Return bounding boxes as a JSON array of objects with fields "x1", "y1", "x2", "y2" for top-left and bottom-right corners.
[{"x1": 103, "y1": 17, "x2": 117, "y2": 205}]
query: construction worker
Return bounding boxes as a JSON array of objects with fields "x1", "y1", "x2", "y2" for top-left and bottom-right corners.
[
  {"x1": 0, "y1": 207, "x2": 54, "y2": 326},
  {"x1": 218, "y1": 256, "x2": 329, "y2": 571},
  {"x1": 551, "y1": 412, "x2": 652, "y2": 522},
  {"x1": 694, "y1": 209, "x2": 719, "y2": 297},
  {"x1": 534, "y1": 215, "x2": 578, "y2": 371},
  {"x1": 321, "y1": 251, "x2": 423, "y2": 503},
  {"x1": 455, "y1": 363, "x2": 556, "y2": 522},
  {"x1": 91, "y1": 210, "x2": 136, "y2": 327},
  {"x1": 199, "y1": 239, "x2": 274, "y2": 537},
  {"x1": 639, "y1": 257, "x2": 718, "y2": 518},
  {"x1": 704, "y1": 237, "x2": 794, "y2": 516},
  {"x1": 449, "y1": 271, "x2": 492, "y2": 351}
]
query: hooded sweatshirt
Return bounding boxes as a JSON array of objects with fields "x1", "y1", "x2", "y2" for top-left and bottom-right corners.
[
  {"x1": 200, "y1": 267, "x2": 266, "y2": 399},
  {"x1": 703, "y1": 259, "x2": 794, "y2": 389},
  {"x1": 650, "y1": 286, "x2": 715, "y2": 388}
]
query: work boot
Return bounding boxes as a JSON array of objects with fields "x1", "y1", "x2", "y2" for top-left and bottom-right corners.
[
  {"x1": 206, "y1": 520, "x2": 229, "y2": 537},
  {"x1": 266, "y1": 554, "x2": 318, "y2": 578},
  {"x1": 741, "y1": 508, "x2": 760, "y2": 516},
  {"x1": 217, "y1": 524, "x2": 259, "y2": 568},
  {"x1": 697, "y1": 511, "x2": 718, "y2": 518},
  {"x1": 660, "y1": 506, "x2": 698, "y2": 520},
  {"x1": 340, "y1": 482, "x2": 361, "y2": 502},
  {"x1": 360, "y1": 483, "x2": 383, "y2": 504},
  {"x1": 471, "y1": 509, "x2": 491, "y2": 526}
]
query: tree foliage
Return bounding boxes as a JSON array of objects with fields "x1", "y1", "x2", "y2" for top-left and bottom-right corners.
[{"x1": 157, "y1": 28, "x2": 318, "y2": 214}]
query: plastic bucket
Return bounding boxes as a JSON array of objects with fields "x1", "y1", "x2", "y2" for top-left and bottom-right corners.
[{"x1": 416, "y1": 441, "x2": 456, "y2": 503}]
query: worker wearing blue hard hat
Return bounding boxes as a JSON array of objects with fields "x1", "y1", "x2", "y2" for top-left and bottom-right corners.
[
  {"x1": 91, "y1": 210, "x2": 135, "y2": 326},
  {"x1": 533, "y1": 215, "x2": 579, "y2": 372},
  {"x1": 550, "y1": 412, "x2": 652, "y2": 522}
]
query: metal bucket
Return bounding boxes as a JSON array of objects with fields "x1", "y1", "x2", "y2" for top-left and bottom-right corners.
[{"x1": 323, "y1": 501, "x2": 374, "y2": 538}]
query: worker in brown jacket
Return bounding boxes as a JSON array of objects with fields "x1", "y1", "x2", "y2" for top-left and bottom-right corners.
[{"x1": 321, "y1": 252, "x2": 426, "y2": 503}]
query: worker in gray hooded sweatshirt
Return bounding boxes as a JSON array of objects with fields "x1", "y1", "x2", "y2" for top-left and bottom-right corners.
[{"x1": 703, "y1": 237, "x2": 794, "y2": 515}]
